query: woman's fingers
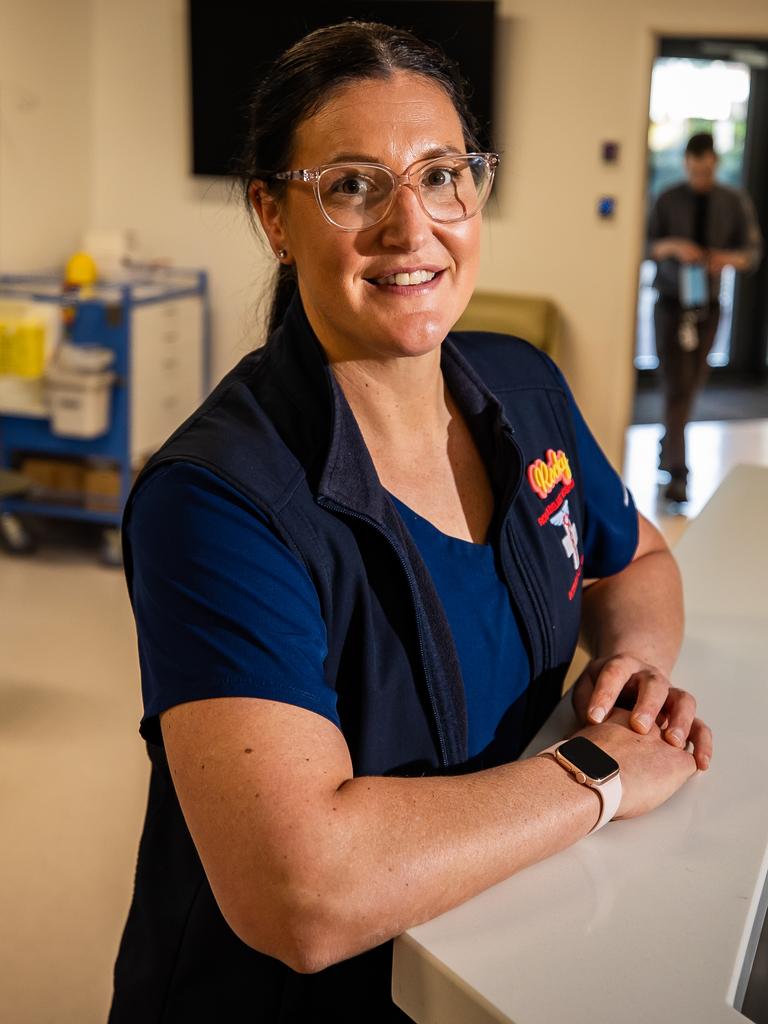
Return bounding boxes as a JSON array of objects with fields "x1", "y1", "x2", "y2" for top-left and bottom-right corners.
[
  {"x1": 585, "y1": 656, "x2": 634, "y2": 722},
  {"x1": 685, "y1": 716, "x2": 713, "y2": 771},
  {"x1": 624, "y1": 669, "x2": 674, "y2": 734},
  {"x1": 571, "y1": 670, "x2": 597, "y2": 723},
  {"x1": 586, "y1": 656, "x2": 670, "y2": 730},
  {"x1": 577, "y1": 658, "x2": 711, "y2": 770},
  {"x1": 658, "y1": 687, "x2": 697, "y2": 748}
]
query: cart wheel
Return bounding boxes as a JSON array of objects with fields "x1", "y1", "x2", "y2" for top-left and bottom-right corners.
[
  {"x1": 100, "y1": 527, "x2": 123, "y2": 567},
  {"x1": 0, "y1": 513, "x2": 36, "y2": 555}
]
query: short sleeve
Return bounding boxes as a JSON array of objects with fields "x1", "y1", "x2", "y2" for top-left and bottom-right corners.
[
  {"x1": 545, "y1": 360, "x2": 639, "y2": 578},
  {"x1": 125, "y1": 461, "x2": 340, "y2": 744}
]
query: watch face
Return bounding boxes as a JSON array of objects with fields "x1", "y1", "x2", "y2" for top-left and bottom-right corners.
[{"x1": 556, "y1": 736, "x2": 619, "y2": 782}]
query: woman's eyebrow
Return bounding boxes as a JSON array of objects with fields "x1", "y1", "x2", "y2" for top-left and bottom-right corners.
[{"x1": 324, "y1": 144, "x2": 465, "y2": 163}]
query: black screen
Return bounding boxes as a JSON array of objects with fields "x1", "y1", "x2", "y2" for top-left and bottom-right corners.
[
  {"x1": 557, "y1": 736, "x2": 619, "y2": 781},
  {"x1": 188, "y1": 1, "x2": 497, "y2": 176}
]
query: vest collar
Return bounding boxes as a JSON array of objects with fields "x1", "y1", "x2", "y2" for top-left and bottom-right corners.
[{"x1": 268, "y1": 285, "x2": 523, "y2": 531}]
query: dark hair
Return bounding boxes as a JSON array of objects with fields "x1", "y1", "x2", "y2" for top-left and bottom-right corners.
[
  {"x1": 685, "y1": 132, "x2": 716, "y2": 158},
  {"x1": 234, "y1": 19, "x2": 486, "y2": 338}
]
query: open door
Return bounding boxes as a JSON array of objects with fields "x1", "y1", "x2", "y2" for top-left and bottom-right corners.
[{"x1": 636, "y1": 37, "x2": 768, "y2": 385}]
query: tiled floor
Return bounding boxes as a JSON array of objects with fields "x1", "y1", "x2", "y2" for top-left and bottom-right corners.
[{"x1": 1, "y1": 417, "x2": 767, "y2": 1023}]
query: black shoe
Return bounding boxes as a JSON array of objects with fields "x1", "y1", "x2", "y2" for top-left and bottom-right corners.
[{"x1": 664, "y1": 476, "x2": 687, "y2": 504}]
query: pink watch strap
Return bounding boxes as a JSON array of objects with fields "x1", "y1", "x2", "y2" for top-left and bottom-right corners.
[{"x1": 536, "y1": 741, "x2": 622, "y2": 833}]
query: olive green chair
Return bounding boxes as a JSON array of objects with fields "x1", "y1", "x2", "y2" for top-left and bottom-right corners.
[{"x1": 453, "y1": 291, "x2": 561, "y2": 361}]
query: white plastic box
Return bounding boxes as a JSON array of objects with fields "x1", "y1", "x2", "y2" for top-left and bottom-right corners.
[{"x1": 45, "y1": 365, "x2": 116, "y2": 439}]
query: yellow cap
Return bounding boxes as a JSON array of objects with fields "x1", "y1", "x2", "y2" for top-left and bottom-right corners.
[{"x1": 64, "y1": 251, "x2": 99, "y2": 288}]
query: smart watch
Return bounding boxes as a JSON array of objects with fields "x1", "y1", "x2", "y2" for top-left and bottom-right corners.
[{"x1": 536, "y1": 736, "x2": 621, "y2": 834}]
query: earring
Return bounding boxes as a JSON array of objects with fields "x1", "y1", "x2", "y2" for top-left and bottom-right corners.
[{"x1": 277, "y1": 248, "x2": 287, "y2": 259}]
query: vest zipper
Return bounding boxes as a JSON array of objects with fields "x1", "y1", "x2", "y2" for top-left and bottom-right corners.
[
  {"x1": 505, "y1": 521, "x2": 550, "y2": 673},
  {"x1": 316, "y1": 496, "x2": 449, "y2": 770},
  {"x1": 495, "y1": 423, "x2": 551, "y2": 676}
]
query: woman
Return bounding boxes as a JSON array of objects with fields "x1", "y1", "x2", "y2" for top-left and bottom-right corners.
[{"x1": 109, "y1": 21, "x2": 712, "y2": 1023}]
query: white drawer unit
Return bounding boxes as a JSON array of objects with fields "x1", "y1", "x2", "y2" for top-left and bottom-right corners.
[{"x1": 130, "y1": 295, "x2": 205, "y2": 464}]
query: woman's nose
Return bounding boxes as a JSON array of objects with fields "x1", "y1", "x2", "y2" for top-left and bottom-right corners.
[{"x1": 377, "y1": 182, "x2": 433, "y2": 249}]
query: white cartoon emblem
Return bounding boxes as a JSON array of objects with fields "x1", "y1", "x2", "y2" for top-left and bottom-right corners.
[{"x1": 550, "y1": 500, "x2": 580, "y2": 570}]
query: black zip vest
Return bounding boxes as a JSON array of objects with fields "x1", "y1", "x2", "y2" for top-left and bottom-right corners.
[{"x1": 109, "y1": 287, "x2": 588, "y2": 1023}]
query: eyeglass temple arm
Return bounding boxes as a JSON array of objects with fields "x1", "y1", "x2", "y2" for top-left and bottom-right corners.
[{"x1": 271, "y1": 170, "x2": 315, "y2": 182}]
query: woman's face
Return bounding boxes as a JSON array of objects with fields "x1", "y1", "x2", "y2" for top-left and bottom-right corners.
[{"x1": 257, "y1": 71, "x2": 483, "y2": 363}]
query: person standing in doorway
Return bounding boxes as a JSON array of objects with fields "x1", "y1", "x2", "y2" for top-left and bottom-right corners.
[{"x1": 647, "y1": 131, "x2": 763, "y2": 504}]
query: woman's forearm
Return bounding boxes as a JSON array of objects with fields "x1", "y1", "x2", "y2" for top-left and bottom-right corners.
[
  {"x1": 299, "y1": 754, "x2": 601, "y2": 972},
  {"x1": 172, "y1": 699, "x2": 602, "y2": 976},
  {"x1": 579, "y1": 548, "x2": 684, "y2": 676}
]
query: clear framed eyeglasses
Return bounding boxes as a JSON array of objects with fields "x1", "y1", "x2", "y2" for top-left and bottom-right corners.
[{"x1": 270, "y1": 152, "x2": 500, "y2": 231}]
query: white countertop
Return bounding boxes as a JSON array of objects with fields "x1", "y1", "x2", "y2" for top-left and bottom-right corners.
[{"x1": 392, "y1": 463, "x2": 768, "y2": 1024}]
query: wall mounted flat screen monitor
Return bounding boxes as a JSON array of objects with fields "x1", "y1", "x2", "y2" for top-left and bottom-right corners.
[{"x1": 188, "y1": 2, "x2": 497, "y2": 177}]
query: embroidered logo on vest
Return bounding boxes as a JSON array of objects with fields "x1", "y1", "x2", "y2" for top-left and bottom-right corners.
[
  {"x1": 528, "y1": 450, "x2": 583, "y2": 600},
  {"x1": 551, "y1": 500, "x2": 583, "y2": 602},
  {"x1": 527, "y1": 449, "x2": 575, "y2": 526},
  {"x1": 527, "y1": 449, "x2": 572, "y2": 500},
  {"x1": 550, "y1": 500, "x2": 579, "y2": 569}
]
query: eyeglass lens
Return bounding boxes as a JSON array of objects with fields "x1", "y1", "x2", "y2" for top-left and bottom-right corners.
[{"x1": 317, "y1": 155, "x2": 494, "y2": 229}]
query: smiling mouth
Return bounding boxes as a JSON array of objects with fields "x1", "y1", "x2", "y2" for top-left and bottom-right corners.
[
  {"x1": 369, "y1": 269, "x2": 438, "y2": 286},
  {"x1": 365, "y1": 268, "x2": 447, "y2": 291}
]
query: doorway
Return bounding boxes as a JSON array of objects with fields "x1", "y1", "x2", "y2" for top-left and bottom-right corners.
[{"x1": 633, "y1": 37, "x2": 768, "y2": 425}]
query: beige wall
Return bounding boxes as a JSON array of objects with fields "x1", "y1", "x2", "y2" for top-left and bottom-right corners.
[
  {"x1": 90, "y1": 0, "x2": 266, "y2": 386},
  {"x1": 5, "y1": 0, "x2": 768, "y2": 465},
  {"x1": 0, "y1": 0, "x2": 91, "y2": 270}
]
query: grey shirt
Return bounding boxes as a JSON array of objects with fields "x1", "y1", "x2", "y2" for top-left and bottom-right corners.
[{"x1": 646, "y1": 181, "x2": 763, "y2": 300}]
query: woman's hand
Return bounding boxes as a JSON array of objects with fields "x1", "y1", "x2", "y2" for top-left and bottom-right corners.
[
  {"x1": 569, "y1": 708, "x2": 701, "y2": 820},
  {"x1": 571, "y1": 654, "x2": 713, "y2": 771}
]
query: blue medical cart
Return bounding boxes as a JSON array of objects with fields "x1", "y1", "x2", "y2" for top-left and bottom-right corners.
[{"x1": 0, "y1": 265, "x2": 210, "y2": 564}]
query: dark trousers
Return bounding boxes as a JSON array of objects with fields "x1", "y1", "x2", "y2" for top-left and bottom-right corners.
[{"x1": 653, "y1": 296, "x2": 721, "y2": 478}]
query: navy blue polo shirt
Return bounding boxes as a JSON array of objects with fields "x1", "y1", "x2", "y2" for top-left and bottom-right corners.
[{"x1": 129, "y1": 379, "x2": 638, "y2": 763}]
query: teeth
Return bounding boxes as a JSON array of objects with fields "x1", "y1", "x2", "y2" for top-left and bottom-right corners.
[{"x1": 373, "y1": 269, "x2": 438, "y2": 286}]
